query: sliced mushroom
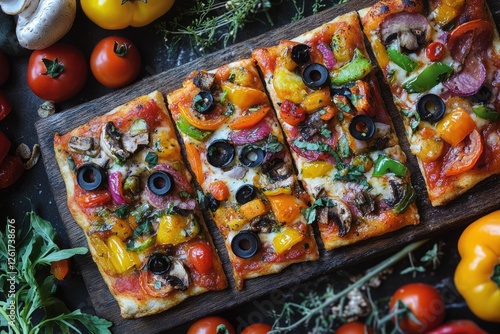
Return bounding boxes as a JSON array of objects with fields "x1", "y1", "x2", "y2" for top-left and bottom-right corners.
[
  {"x1": 248, "y1": 217, "x2": 276, "y2": 234},
  {"x1": 298, "y1": 112, "x2": 326, "y2": 140},
  {"x1": 386, "y1": 175, "x2": 407, "y2": 207},
  {"x1": 68, "y1": 136, "x2": 99, "y2": 157},
  {"x1": 165, "y1": 259, "x2": 190, "y2": 291},
  {"x1": 90, "y1": 150, "x2": 110, "y2": 169},
  {"x1": 192, "y1": 71, "x2": 215, "y2": 91},
  {"x1": 345, "y1": 183, "x2": 375, "y2": 216},
  {"x1": 317, "y1": 197, "x2": 352, "y2": 237},
  {"x1": 379, "y1": 12, "x2": 430, "y2": 52},
  {"x1": 262, "y1": 158, "x2": 293, "y2": 182},
  {"x1": 100, "y1": 122, "x2": 129, "y2": 163},
  {"x1": 122, "y1": 132, "x2": 149, "y2": 154}
]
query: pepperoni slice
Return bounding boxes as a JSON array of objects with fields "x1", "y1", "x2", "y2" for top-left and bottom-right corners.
[
  {"x1": 444, "y1": 56, "x2": 486, "y2": 96},
  {"x1": 447, "y1": 19, "x2": 493, "y2": 63}
]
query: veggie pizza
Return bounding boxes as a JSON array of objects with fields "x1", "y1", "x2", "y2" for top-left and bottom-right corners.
[
  {"x1": 167, "y1": 59, "x2": 319, "y2": 290},
  {"x1": 359, "y1": 0, "x2": 500, "y2": 206},
  {"x1": 54, "y1": 91, "x2": 227, "y2": 318},
  {"x1": 252, "y1": 12, "x2": 420, "y2": 250}
]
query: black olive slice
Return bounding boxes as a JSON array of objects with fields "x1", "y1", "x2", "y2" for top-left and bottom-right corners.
[
  {"x1": 147, "y1": 253, "x2": 171, "y2": 275},
  {"x1": 302, "y1": 63, "x2": 329, "y2": 89},
  {"x1": 236, "y1": 184, "x2": 257, "y2": 204},
  {"x1": 148, "y1": 171, "x2": 174, "y2": 196},
  {"x1": 207, "y1": 140, "x2": 235, "y2": 168},
  {"x1": 231, "y1": 231, "x2": 260, "y2": 259},
  {"x1": 349, "y1": 115, "x2": 376, "y2": 141},
  {"x1": 193, "y1": 91, "x2": 214, "y2": 114},
  {"x1": 416, "y1": 94, "x2": 445, "y2": 122},
  {"x1": 473, "y1": 85, "x2": 492, "y2": 103},
  {"x1": 204, "y1": 192, "x2": 220, "y2": 212},
  {"x1": 239, "y1": 145, "x2": 265, "y2": 167},
  {"x1": 291, "y1": 44, "x2": 310, "y2": 65},
  {"x1": 76, "y1": 163, "x2": 105, "y2": 191}
]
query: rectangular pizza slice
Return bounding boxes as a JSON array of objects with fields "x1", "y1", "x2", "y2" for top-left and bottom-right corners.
[
  {"x1": 54, "y1": 91, "x2": 227, "y2": 318},
  {"x1": 166, "y1": 59, "x2": 319, "y2": 290},
  {"x1": 359, "y1": 0, "x2": 500, "y2": 206},
  {"x1": 252, "y1": 11, "x2": 420, "y2": 250}
]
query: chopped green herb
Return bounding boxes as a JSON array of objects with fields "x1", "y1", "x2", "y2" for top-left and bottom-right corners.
[
  {"x1": 302, "y1": 197, "x2": 337, "y2": 224},
  {"x1": 114, "y1": 205, "x2": 130, "y2": 219},
  {"x1": 320, "y1": 124, "x2": 332, "y2": 138},
  {"x1": 145, "y1": 151, "x2": 158, "y2": 168}
]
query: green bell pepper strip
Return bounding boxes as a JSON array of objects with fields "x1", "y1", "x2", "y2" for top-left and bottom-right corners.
[
  {"x1": 372, "y1": 155, "x2": 408, "y2": 177},
  {"x1": 393, "y1": 183, "x2": 416, "y2": 214},
  {"x1": 473, "y1": 105, "x2": 499, "y2": 121},
  {"x1": 330, "y1": 48, "x2": 373, "y2": 86},
  {"x1": 176, "y1": 114, "x2": 212, "y2": 141},
  {"x1": 403, "y1": 62, "x2": 453, "y2": 93},
  {"x1": 387, "y1": 47, "x2": 418, "y2": 72},
  {"x1": 126, "y1": 235, "x2": 156, "y2": 252}
]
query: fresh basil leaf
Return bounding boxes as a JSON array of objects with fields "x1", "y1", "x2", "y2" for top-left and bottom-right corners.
[
  {"x1": 132, "y1": 221, "x2": 153, "y2": 239},
  {"x1": 145, "y1": 151, "x2": 158, "y2": 168},
  {"x1": 320, "y1": 124, "x2": 332, "y2": 138},
  {"x1": 301, "y1": 198, "x2": 337, "y2": 224},
  {"x1": 114, "y1": 205, "x2": 130, "y2": 219}
]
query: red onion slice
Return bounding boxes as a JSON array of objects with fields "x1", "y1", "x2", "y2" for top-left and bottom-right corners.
[
  {"x1": 317, "y1": 43, "x2": 336, "y2": 70},
  {"x1": 229, "y1": 119, "x2": 271, "y2": 145}
]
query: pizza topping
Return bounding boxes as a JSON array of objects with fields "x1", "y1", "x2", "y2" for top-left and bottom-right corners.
[
  {"x1": 76, "y1": 163, "x2": 106, "y2": 191},
  {"x1": 299, "y1": 112, "x2": 326, "y2": 140},
  {"x1": 146, "y1": 164, "x2": 195, "y2": 210},
  {"x1": 188, "y1": 241, "x2": 214, "y2": 274},
  {"x1": 346, "y1": 183, "x2": 375, "y2": 216},
  {"x1": 208, "y1": 180, "x2": 230, "y2": 201},
  {"x1": 447, "y1": 20, "x2": 493, "y2": 64},
  {"x1": 229, "y1": 119, "x2": 271, "y2": 145},
  {"x1": 68, "y1": 136, "x2": 99, "y2": 156},
  {"x1": 379, "y1": 12, "x2": 430, "y2": 52},
  {"x1": 231, "y1": 230, "x2": 261, "y2": 258},
  {"x1": 317, "y1": 43, "x2": 337, "y2": 70},
  {"x1": 330, "y1": 49, "x2": 372, "y2": 86},
  {"x1": 156, "y1": 212, "x2": 200, "y2": 245},
  {"x1": 193, "y1": 91, "x2": 215, "y2": 114},
  {"x1": 442, "y1": 129, "x2": 483, "y2": 176},
  {"x1": 236, "y1": 184, "x2": 257, "y2": 204},
  {"x1": 280, "y1": 100, "x2": 306, "y2": 126},
  {"x1": 403, "y1": 62, "x2": 453, "y2": 94},
  {"x1": 392, "y1": 182, "x2": 416, "y2": 214},
  {"x1": 472, "y1": 105, "x2": 499, "y2": 121},
  {"x1": 204, "y1": 192, "x2": 220, "y2": 212},
  {"x1": 262, "y1": 157, "x2": 293, "y2": 182},
  {"x1": 436, "y1": 108, "x2": 476, "y2": 147},
  {"x1": 122, "y1": 119, "x2": 149, "y2": 154},
  {"x1": 425, "y1": 42, "x2": 445, "y2": 62},
  {"x1": 100, "y1": 122, "x2": 129, "y2": 163},
  {"x1": 349, "y1": 115, "x2": 375, "y2": 141},
  {"x1": 273, "y1": 228, "x2": 305, "y2": 254},
  {"x1": 107, "y1": 235, "x2": 141, "y2": 274},
  {"x1": 240, "y1": 145, "x2": 266, "y2": 167},
  {"x1": 141, "y1": 258, "x2": 190, "y2": 297},
  {"x1": 147, "y1": 253, "x2": 171, "y2": 275},
  {"x1": 387, "y1": 46, "x2": 418, "y2": 72},
  {"x1": 192, "y1": 71, "x2": 215, "y2": 91},
  {"x1": 316, "y1": 197, "x2": 352, "y2": 237},
  {"x1": 108, "y1": 171, "x2": 131, "y2": 205},
  {"x1": 444, "y1": 55, "x2": 486, "y2": 96},
  {"x1": 229, "y1": 105, "x2": 270, "y2": 130},
  {"x1": 207, "y1": 139, "x2": 235, "y2": 168},
  {"x1": 291, "y1": 43, "x2": 310, "y2": 65},
  {"x1": 147, "y1": 171, "x2": 174, "y2": 196},
  {"x1": 248, "y1": 217, "x2": 276, "y2": 234},
  {"x1": 302, "y1": 63, "x2": 329, "y2": 90},
  {"x1": 372, "y1": 155, "x2": 407, "y2": 177},
  {"x1": 416, "y1": 94, "x2": 446, "y2": 122},
  {"x1": 472, "y1": 85, "x2": 492, "y2": 103}
]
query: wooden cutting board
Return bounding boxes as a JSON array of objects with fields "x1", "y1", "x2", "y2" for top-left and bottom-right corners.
[{"x1": 35, "y1": 0, "x2": 500, "y2": 332}]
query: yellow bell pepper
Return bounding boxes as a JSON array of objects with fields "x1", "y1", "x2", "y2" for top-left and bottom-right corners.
[
  {"x1": 89, "y1": 236, "x2": 115, "y2": 273},
  {"x1": 455, "y1": 210, "x2": 500, "y2": 323},
  {"x1": 273, "y1": 228, "x2": 304, "y2": 254},
  {"x1": 81, "y1": 0, "x2": 175, "y2": 30},
  {"x1": 436, "y1": 109, "x2": 476, "y2": 147},
  {"x1": 214, "y1": 206, "x2": 246, "y2": 231},
  {"x1": 433, "y1": 0, "x2": 465, "y2": 27},
  {"x1": 268, "y1": 194, "x2": 306, "y2": 224},
  {"x1": 106, "y1": 235, "x2": 141, "y2": 274},
  {"x1": 221, "y1": 82, "x2": 268, "y2": 110},
  {"x1": 372, "y1": 39, "x2": 390, "y2": 71},
  {"x1": 240, "y1": 198, "x2": 268, "y2": 220},
  {"x1": 263, "y1": 187, "x2": 292, "y2": 196},
  {"x1": 302, "y1": 88, "x2": 331, "y2": 113},
  {"x1": 150, "y1": 126, "x2": 181, "y2": 160},
  {"x1": 156, "y1": 214, "x2": 200, "y2": 245},
  {"x1": 273, "y1": 66, "x2": 308, "y2": 104},
  {"x1": 302, "y1": 161, "x2": 333, "y2": 178}
]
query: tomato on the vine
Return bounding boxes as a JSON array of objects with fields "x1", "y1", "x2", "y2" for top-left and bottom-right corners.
[
  {"x1": 0, "y1": 51, "x2": 9, "y2": 85},
  {"x1": 90, "y1": 36, "x2": 141, "y2": 88},
  {"x1": 336, "y1": 322, "x2": 373, "y2": 334},
  {"x1": 425, "y1": 42, "x2": 445, "y2": 62},
  {"x1": 27, "y1": 43, "x2": 87, "y2": 102},
  {"x1": 0, "y1": 91, "x2": 12, "y2": 121},
  {"x1": 241, "y1": 323, "x2": 272, "y2": 334},
  {"x1": 0, "y1": 155, "x2": 24, "y2": 189},
  {"x1": 389, "y1": 283, "x2": 445, "y2": 334},
  {"x1": 187, "y1": 316, "x2": 236, "y2": 334}
]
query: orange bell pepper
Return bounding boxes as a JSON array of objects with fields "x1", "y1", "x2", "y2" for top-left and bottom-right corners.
[
  {"x1": 185, "y1": 142, "x2": 204, "y2": 184},
  {"x1": 221, "y1": 82, "x2": 268, "y2": 109},
  {"x1": 229, "y1": 105, "x2": 270, "y2": 130},
  {"x1": 436, "y1": 109, "x2": 476, "y2": 147},
  {"x1": 268, "y1": 194, "x2": 306, "y2": 224}
]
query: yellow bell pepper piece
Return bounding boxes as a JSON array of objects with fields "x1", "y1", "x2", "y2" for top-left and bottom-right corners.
[
  {"x1": 81, "y1": 0, "x2": 175, "y2": 30},
  {"x1": 221, "y1": 82, "x2": 268, "y2": 110},
  {"x1": 106, "y1": 235, "x2": 141, "y2": 274},
  {"x1": 273, "y1": 228, "x2": 304, "y2": 254},
  {"x1": 268, "y1": 194, "x2": 306, "y2": 224},
  {"x1": 436, "y1": 108, "x2": 476, "y2": 147},
  {"x1": 156, "y1": 214, "x2": 200, "y2": 245},
  {"x1": 455, "y1": 210, "x2": 500, "y2": 323},
  {"x1": 240, "y1": 198, "x2": 268, "y2": 220},
  {"x1": 214, "y1": 206, "x2": 246, "y2": 231},
  {"x1": 433, "y1": 0, "x2": 464, "y2": 26},
  {"x1": 273, "y1": 66, "x2": 308, "y2": 104},
  {"x1": 302, "y1": 88, "x2": 331, "y2": 113},
  {"x1": 263, "y1": 187, "x2": 292, "y2": 196},
  {"x1": 372, "y1": 39, "x2": 390, "y2": 70},
  {"x1": 302, "y1": 161, "x2": 333, "y2": 178},
  {"x1": 89, "y1": 236, "x2": 115, "y2": 273},
  {"x1": 151, "y1": 127, "x2": 181, "y2": 160}
]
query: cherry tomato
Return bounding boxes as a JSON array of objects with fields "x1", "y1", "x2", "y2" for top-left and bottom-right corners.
[
  {"x1": 0, "y1": 91, "x2": 12, "y2": 121},
  {"x1": 187, "y1": 316, "x2": 236, "y2": 334},
  {"x1": 90, "y1": 36, "x2": 141, "y2": 88},
  {"x1": 0, "y1": 51, "x2": 9, "y2": 85},
  {"x1": 389, "y1": 283, "x2": 445, "y2": 334},
  {"x1": 336, "y1": 322, "x2": 373, "y2": 334},
  {"x1": 0, "y1": 131, "x2": 11, "y2": 164},
  {"x1": 50, "y1": 258, "x2": 70, "y2": 280},
  {"x1": 188, "y1": 241, "x2": 214, "y2": 274},
  {"x1": 280, "y1": 99, "x2": 306, "y2": 126},
  {"x1": 27, "y1": 43, "x2": 87, "y2": 102},
  {"x1": 426, "y1": 42, "x2": 445, "y2": 62},
  {"x1": 0, "y1": 155, "x2": 24, "y2": 189},
  {"x1": 241, "y1": 323, "x2": 272, "y2": 334},
  {"x1": 442, "y1": 129, "x2": 483, "y2": 176}
]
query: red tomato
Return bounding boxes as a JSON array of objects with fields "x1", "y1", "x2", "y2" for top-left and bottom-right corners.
[
  {"x1": 50, "y1": 258, "x2": 70, "y2": 280},
  {"x1": 90, "y1": 36, "x2": 141, "y2": 88},
  {"x1": 27, "y1": 43, "x2": 87, "y2": 102},
  {"x1": 336, "y1": 322, "x2": 372, "y2": 334},
  {"x1": 76, "y1": 189, "x2": 112, "y2": 208},
  {"x1": 0, "y1": 155, "x2": 24, "y2": 189},
  {"x1": 241, "y1": 323, "x2": 272, "y2": 334},
  {"x1": 0, "y1": 91, "x2": 12, "y2": 121},
  {"x1": 0, "y1": 51, "x2": 9, "y2": 85},
  {"x1": 442, "y1": 129, "x2": 483, "y2": 176},
  {"x1": 188, "y1": 241, "x2": 214, "y2": 274},
  {"x1": 187, "y1": 316, "x2": 236, "y2": 334},
  {"x1": 389, "y1": 283, "x2": 445, "y2": 334},
  {"x1": 426, "y1": 42, "x2": 445, "y2": 62},
  {"x1": 280, "y1": 99, "x2": 306, "y2": 126},
  {"x1": 0, "y1": 131, "x2": 11, "y2": 164}
]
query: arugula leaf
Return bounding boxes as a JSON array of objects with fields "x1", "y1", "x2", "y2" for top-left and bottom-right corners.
[{"x1": 302, "y1": 198, "x2": 337, "y2": 224}]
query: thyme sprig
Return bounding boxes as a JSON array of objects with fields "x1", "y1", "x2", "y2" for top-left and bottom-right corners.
[{"x1": 269, "y1": 239, "x2": 428, "y2": 333}]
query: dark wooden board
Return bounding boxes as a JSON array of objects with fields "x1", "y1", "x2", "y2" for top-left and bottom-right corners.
[{"x1": 35, "y1": 0, "x2": 500, "y2": 332}]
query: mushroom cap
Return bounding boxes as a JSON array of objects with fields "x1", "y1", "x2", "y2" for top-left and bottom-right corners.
[
  {"x1": 379, "y1": 12, "x2": 430, "y2": 51},
  {"x1": 0, "y1": 0, "x2": 31, "y2": 15}
]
